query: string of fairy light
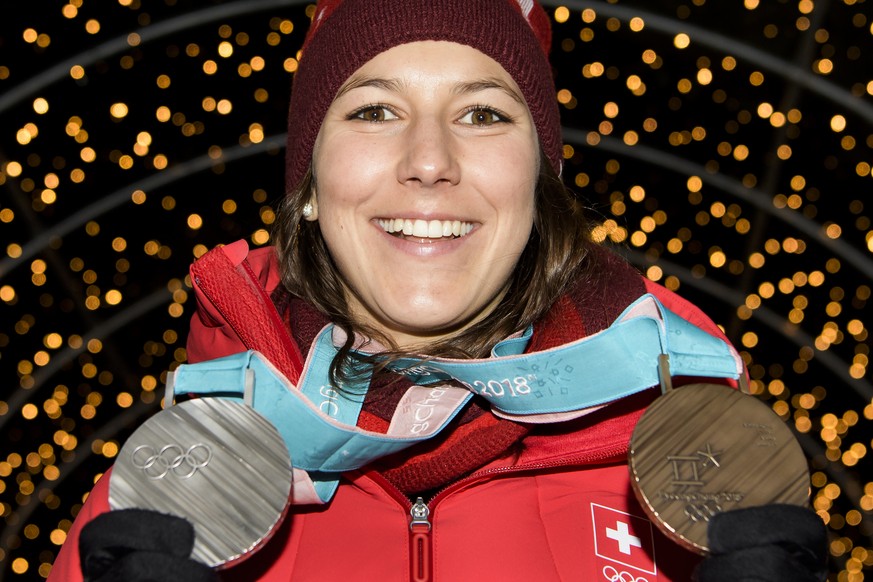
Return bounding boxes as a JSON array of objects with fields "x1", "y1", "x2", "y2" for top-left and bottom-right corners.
[{"x1": 0, "y1": 0, "x2": 870, "y2": 579}]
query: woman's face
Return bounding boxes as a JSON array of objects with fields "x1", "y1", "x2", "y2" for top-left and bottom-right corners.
[{"x1": 311, "y1": 41, "x2": 539, "y2": 348}]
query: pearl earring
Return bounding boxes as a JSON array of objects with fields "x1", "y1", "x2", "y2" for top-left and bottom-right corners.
[{"x1": 302, "y1": 202, "x2": 313, "y2": 219}]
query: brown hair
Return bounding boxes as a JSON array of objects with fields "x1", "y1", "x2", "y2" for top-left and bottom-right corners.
[{"x1": 273, "y1": 156, "x2": 597, "y2": 386}]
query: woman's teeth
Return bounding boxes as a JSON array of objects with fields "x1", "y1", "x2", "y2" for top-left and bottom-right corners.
[{"x1": 378, "y1": 218, "x2": 474, "y2": 239}]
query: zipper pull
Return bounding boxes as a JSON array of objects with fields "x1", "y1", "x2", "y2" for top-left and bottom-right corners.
[
  {"x1": 410, "y1": 497, "x2": 431, "y2": 531},
  {"x1": 409, "y1": 497, "x2": 432, "y2": 582}
]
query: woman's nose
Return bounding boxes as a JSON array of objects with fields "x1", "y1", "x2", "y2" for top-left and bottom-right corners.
[{"x1": 397, "y1": 118, "x2": 461, "y2": 188}]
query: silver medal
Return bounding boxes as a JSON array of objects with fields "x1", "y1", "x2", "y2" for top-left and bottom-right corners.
[{"x1": 109, "y1": 397, "x2": 293, "y2": 568}]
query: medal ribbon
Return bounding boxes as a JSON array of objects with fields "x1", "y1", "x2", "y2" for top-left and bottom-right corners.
[{"x1": 168, "y1": 294, "x2": 743, "y2": 503}]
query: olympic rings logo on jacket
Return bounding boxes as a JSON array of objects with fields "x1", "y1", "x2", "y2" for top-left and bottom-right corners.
[{"x1": 602, "y1": 565, "x2": 650, "y2": 582}]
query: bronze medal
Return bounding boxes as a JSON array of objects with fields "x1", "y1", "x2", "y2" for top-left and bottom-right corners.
[
  {"x1": 109, "y1": 397, "x2": 293, "y2": 568},
  {"x1": 628, "y1": 382, "x2": 810, "y2": 554}
]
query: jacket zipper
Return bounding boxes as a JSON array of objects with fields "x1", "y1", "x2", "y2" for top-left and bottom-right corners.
[
  {"x1": 409, "y1": 497, "x2": 432, "y2": 582},
  {"x1": 367, "y1": 444, "x2": 628, "y2": 582}
]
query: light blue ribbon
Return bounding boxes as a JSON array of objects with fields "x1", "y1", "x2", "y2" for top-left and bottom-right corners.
[{"x1": 169, "y1": 294, "x2": 742, "y2": 502}]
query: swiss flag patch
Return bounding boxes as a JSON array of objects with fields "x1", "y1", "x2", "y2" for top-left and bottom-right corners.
[{"x1": 591, "y1": 503, "x2": 657, "y2": 576}]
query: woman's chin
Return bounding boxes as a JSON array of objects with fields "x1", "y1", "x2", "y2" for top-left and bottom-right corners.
[{"x1": 368, "y1": 302, "x2": 497, "y2": 349}]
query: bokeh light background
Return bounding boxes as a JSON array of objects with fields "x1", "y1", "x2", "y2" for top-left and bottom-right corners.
[{"x1": 1, "y1": 0, "x2": 871, "y2": 579}]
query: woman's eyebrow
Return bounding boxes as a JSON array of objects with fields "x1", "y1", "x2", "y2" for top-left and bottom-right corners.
[
  {"x1": 334, "y1": 76, "x2": 524, "y2": 105},
  {"x1": 452, "y1": 78, "x2": 525, "y2": 105},
  {"x1": 335, "y1": 76, "x2": 405, "y2": 99}
]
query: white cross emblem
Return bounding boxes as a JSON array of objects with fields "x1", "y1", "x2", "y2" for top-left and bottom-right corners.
[{"x1": 606, "y1": 521, "x2": 642, "y2": 555}]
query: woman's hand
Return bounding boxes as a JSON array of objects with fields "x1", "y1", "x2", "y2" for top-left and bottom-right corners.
[
  {"x1": 696, "y1": 504, "x2": 829, "y2": 581},
  {"x1": 79, "y1": 509, "x2": 217, "y2": 582}
]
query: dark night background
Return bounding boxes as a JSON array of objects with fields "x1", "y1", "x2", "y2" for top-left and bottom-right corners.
[{"x1": 1, "y1": 0, "x2": 871, "y2": 579}]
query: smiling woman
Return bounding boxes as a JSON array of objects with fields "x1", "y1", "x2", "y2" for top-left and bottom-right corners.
[
  {"x1": 308, "y1": 41, "x2": 540, "y2": 348},
  {"x1": 46, "y1": 1, "x2": 828, "y2": 581}
]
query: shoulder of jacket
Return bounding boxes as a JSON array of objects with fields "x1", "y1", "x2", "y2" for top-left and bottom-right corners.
[{"x1": 191, "y1": 240, "x2": 281, "y2": 293}]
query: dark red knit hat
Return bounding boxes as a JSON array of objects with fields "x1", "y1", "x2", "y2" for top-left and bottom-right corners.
[{"x1": 284, "y1": 0, "x2": 562, "y2": 192}]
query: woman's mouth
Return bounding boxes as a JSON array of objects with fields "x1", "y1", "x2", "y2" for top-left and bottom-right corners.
[{"x1": 377, "y1": 218, "x2": 474, "y2": 239}]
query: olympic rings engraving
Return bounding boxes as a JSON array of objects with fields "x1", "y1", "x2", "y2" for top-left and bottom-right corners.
[
  {"x1": 131, "y1": 443, "x2": 213, "y2": 479},
  {"x1": 602, "y1": 566, "x2": 650, "y2": 582}
]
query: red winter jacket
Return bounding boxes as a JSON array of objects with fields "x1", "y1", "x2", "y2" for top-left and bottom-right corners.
[{"x1": 50, "y1": 241, "x2": 738, "y2": 581}]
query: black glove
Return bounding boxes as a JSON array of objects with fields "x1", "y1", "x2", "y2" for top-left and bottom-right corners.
[
  {"x1": 695, "y1": 504, "x2": 829, "y2": 582},
  {"x1": 79, "y1": 509, "x2": 217, "y2": 582}
]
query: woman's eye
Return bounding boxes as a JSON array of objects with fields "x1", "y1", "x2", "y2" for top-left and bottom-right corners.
[
  {"x1": 460, "y1": 107, "x2": 505, "y2": 126},
  {"x1": 351, "y1": 106, "x2": 397, "y2": 122}
]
